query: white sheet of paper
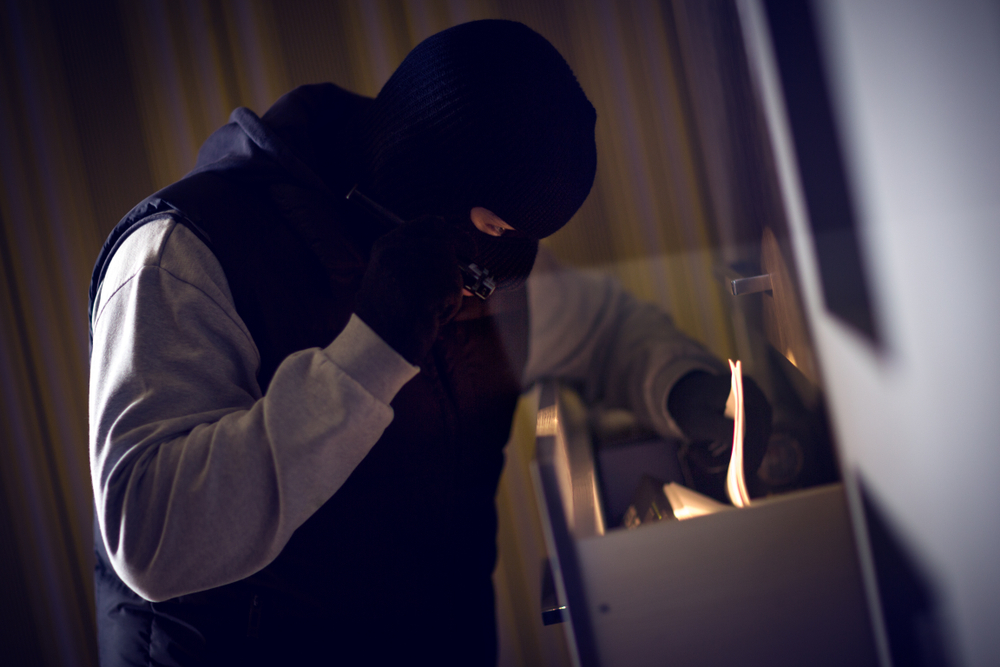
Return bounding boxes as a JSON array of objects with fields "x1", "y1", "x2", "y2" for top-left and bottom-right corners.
[
  {"x1": 663, "y1": 482, "x2": 729, "y2": 520},
  {"x1": 725, "y1": 359, "x2": 751, "y2": 507}
]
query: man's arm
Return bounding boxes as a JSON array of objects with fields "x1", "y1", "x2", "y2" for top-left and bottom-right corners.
[
  {"x1": 523, "y1": 247, "x2": 727, "y2": 439},
  {"x1": 89, "y1": 217, "x2": 417, "y2": 602}
]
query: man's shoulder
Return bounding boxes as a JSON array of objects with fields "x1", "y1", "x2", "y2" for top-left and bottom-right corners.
[
  {"x1": 93, "y1": 216, "x2": 232, "y2": 321},
  {"x1": 99, "y1": 216, "x2": 178, "y2": 294}
]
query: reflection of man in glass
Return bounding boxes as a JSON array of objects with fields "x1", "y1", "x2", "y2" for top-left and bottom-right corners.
[{"x1": 89, "y1": 19, "x2": 767, "y2": 665}]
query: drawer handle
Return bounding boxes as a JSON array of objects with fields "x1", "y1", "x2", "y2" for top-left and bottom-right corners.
[{"x1": 730, "y1": 273, "x2": 772, "y2": 296}]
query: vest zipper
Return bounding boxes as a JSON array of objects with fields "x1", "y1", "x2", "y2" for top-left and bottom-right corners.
[{"x1": 247, "y1": 594, "x2": 262, "y2": 638}]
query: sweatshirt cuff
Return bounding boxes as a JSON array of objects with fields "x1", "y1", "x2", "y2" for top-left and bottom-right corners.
[
  {"x1": 650, "y1": 357, "x2": 729, "y2": 440},
  {"x1": 323, "y1": 314, "x2": 419, "y2": 405}
]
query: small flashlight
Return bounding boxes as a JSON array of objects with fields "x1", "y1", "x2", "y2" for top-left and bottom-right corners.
[{"x1": 346, "y1": 186, "x2": 497, "y2": 300}]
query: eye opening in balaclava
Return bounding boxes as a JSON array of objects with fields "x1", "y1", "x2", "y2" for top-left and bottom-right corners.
[{"x1": 358, "y1": 19, "x2": 597, "y2": 291}]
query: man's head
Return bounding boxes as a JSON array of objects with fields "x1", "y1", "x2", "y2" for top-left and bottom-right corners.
[{"x1": 359, "y1": 19, "x2": 597, "y2": 290}]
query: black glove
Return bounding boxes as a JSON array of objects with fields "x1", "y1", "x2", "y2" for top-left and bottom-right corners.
[
  {"x1": 354, "y1": 216, "x2": 473, "y2": 364},
  {"x1": 667, "y1": 370, "x2": 772, "y2": 500}
]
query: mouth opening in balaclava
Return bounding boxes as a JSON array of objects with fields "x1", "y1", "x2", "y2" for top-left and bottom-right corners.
[
  {"x1": 452, "y1": 217, "x2": 540, "y2": 293},
  {"x1": 358, "y1": 19, "x2": 597, "y2": 292}
]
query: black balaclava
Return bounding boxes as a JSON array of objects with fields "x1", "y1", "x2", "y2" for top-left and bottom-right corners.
[{"x1": 358, "y1": 20, "x2": 597, "y2": 291}]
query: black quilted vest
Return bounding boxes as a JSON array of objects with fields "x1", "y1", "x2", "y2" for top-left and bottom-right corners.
[{"x1": 91, "y1": 85, "x2": 529, "y2": 666}]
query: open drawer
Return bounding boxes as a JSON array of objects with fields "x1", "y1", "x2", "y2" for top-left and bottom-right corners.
[{"x1": 530, "y1": 380, "x2": 879, "y2": 667}]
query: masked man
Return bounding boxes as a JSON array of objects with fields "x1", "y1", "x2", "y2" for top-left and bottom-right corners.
[{"x1": 89, "y1": 20, "x2": 767, "y2": 666}]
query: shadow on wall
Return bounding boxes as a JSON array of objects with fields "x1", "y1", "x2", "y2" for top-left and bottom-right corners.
[{"x1": 859, "y1": 478, "x2": 953, "y2": 667}]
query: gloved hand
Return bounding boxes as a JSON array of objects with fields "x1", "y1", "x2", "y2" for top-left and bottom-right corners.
[
  {"x1": 667, "y1": 370, "x2": 772, "y2": 500},
  {"x1": 354, "y1": 216, "x2": 473, "y2": 365}
]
